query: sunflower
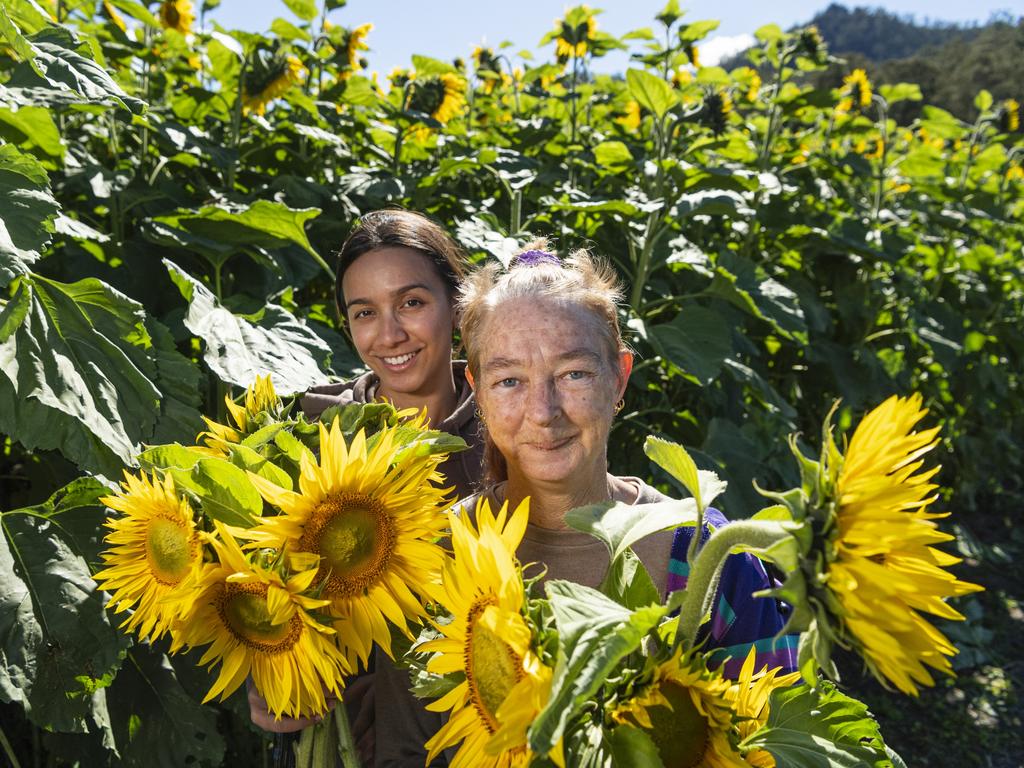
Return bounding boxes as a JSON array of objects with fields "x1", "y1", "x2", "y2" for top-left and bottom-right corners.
[
  {"x1": 554, "y1": 7, "x2": 597, "y2": 58},
  {"x1": 94, "y1": 471, "x2": 202, "y2": 644},
  {"x1": 102, "y1": 1, "x2": 127, "y2": 33},
  {"x1": 837, "y1": 68, "x2": 872, "y2": 114},
  {"x1": 339, "y1": 22, "x2": 372, "y2": 80},
  {"x1": 736, "y1": 67, "x2": 762, "y2": 102},
  {"x1": 1001, "y1": 98, "x2": 1019, "y2": 132},
  {"x1": 824, "y1": 394, "x2": 984, "y2": 694},
  {"x1": 616, "y1": 100, "x2": 641, "y2": 131},
  {"x1": 159, "y1": 0, "x2": 194, "y2": 35},
  {"x1": 242, "y1": 55, "x2": 306, "y2": 116},
  {"x1": 419, "y1": 497, "x2": 556, "y2": 768},
  {"x1": 200, "y1": 373, "x2": 281, "y2": 454},
  {"x1": 246, "y1": 415, "x2": 452, "y2": 669},
  {"x1": 798, "y1": 25, "x2": 828, "y2": 65},
  {"x1": 613, "y1": 646, "x2": 797, "y2": 768},
  {"x1": 702, "y1": 89, "x2": 733, "y2": 136},
  {"x1": 174, "y1": 523, "x2": 350, "y2": 719},
  {"x1": 684, "y1": 43, "x2": 701, "y2": 69}
]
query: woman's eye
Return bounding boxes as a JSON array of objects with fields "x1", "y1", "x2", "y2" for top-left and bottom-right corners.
[
  {"x1": 352, "y1": 309, "x2": 373, "y2": 320},
  {"x1": 497, "y1": 377, "x2": 518, "y2": 388},
  {"x1": 403, "y1": 297, "x2": 425, "y2": 308},
  {"x1": 565, "y1": 370, "x2": 591, "y2": 381}
]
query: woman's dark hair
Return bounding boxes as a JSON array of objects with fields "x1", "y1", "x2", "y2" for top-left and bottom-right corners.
[{"x1": 335, "y1": 209, "x2": 467, "y2": 324}]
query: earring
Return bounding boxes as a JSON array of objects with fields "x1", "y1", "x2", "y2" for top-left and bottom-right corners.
[
  {"x1": 474, "y1": 406, "x2": 486, "y2": 425},
  {"x1": 614, "y1": 398, "x2": 625, "y2": 414}
]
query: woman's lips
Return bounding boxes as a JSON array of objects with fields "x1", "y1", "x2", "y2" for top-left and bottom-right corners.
[{"x1": 527, "y1": 436, "x2": 575, "y2": 451}]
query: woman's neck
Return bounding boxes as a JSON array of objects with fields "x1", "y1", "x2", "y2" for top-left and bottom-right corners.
[
  {"x1": 504, "y1": 469, "x2": 634, "y2": 530},
  {"x1": 378, "y1": 374, "x2": 458, "y2": 427}
]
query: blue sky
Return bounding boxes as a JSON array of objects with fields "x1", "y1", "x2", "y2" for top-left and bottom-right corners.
[{"x1": 206, "y1": 1, "x2": 1018, "y2": 74}]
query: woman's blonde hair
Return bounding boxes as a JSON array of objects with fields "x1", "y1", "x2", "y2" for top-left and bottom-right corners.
[{"x1": 458, "y1": 239, "x2": 627, "y2": 483}]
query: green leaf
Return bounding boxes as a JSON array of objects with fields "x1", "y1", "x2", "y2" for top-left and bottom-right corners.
[
  {"x1": 705, "y1": 252, "x2": 807, "y2": 341},
  {"x1": 743, "y1": 681, "x2": 892, "y2": 768},
  {"x1": 0, "y1": 3, "x2": 39, "y2": 67},
  {"x1": 600, "y1": 548, "x2": 660, "y2": 609},
  {"x1": 529, "y1": 581, "x2": 667, "y2": 754},
  {"x1": 411, "y1": 54, "x2": 458, "y2": 76},
  {"x1": 0, "y1": 275, "x2": 200, "y2": 476},
  {"x1": 0, "y1": 143, "x2": 58, "y2": 286},
  {"x1": 608, "y1": 724, "x2": 665, "y2": 767},
  {"x1": 643, "y1": 436, "x2": 726, "y2": 512},
  {"x1": 649, "y1": 305, "x2": 732, "y2": 385},
  {"x1": 282, "y1": 0, "x2": 318, "y2": 22},
  {"x1": 165, "y1": 260, "x2": 334, "y2": 395},
  {"x1": 271, "y1": 17, "x2": 312, "y2": 42},
  {"x1": 228, "y1": 443, "x2": 294, "y2": 491},
  {"x1": 0, "y1": 104, "x2": 63, "y2": 157},
  {"x1": 0, "y1": 24, "x2": 145, "y2": 113},
  {"x1": 626, "y1": 68, "x2": 677, "y2": 119},
  {"x1": 565, "y1": 498, "x2": 697, "y2": 564},
  {"x1": 593, "y1": 140, "x2": 633, "y2": 170},
  {"x1": 973, "y1": 89, "x2": 993, "y2": 113},
  {"x1": 755, "y1": 24, "x2": 783, "y2": 42},
  {"x1": 171, "y1": 457, "x2": 263, "y2": 528},
  {"x1": 1, "y1": 490, "x2": 130, "y2": 730},
  {"x1": 106, "y1": 0, "x2": 161, "y2": 28},
  {"x1": 877, "y1": 83, "x2": 921, "y2": 105},
  {"x1": 106, "y1": 646, "x2": 225, "y2": 768},
  {"x1": 677, "y1": 19, "x2": 719, "y2": 42},
  {"x1": 138, "y1": 444, "x2": 210, "y2": 472},
  {"x1": 152, "y1": 200, "x2": 325, "y2": 264}
]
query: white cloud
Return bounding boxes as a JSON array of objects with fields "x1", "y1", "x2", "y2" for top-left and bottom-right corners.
[{"x1": 699, "y1": 33, "x2": 756, "y2": 67}]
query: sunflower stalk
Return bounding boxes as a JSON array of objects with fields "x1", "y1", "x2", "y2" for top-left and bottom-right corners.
[{"x1": 675, "y1": 521, "x2": 793, "y2": 653}]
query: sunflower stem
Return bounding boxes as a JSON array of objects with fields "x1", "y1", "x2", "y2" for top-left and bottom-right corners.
[
  {"x1": 332, "y1": 704, "x2": 360, "y2": 768},
  {"x1": 675, "y1": 520, "x2": 793, "y2": 653}
]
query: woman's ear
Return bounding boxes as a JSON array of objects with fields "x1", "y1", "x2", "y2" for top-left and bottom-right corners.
[
  {"x1": 465, "y1": 366, "x2": 476, "y2": 390},
  {"x1": 616, "y1": 350, "x2": 633, "y2": 400}
]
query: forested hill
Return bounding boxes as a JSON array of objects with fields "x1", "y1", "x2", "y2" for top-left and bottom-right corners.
[
  {"x1": 725, "y1": 4, "x2": 1023, "y2": 122},
  {"x1": 807, "y1": 3, "x2": 983, "y2": 61}
]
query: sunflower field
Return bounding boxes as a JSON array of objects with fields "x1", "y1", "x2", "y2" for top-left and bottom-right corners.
[{"x1": 1, "y1": 0, "x2": 1022, "y2": 765}]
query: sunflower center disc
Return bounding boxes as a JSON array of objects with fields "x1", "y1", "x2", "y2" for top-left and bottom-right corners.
[
  {"x1": 303, "y1": 493, "x2": 395, "y2": 597},
  {"x1": 467, "y1": 602, "x2": 522, "y2": 732},
  {"x1": 221, "y1": 583, "x2": 300, "y2": 653},
  {"x1": 144, "y1": 515, "x2": 194, "y2": 585},
  {"x1": 647, "y1": 680, "x2": 709, "y2": 768}
]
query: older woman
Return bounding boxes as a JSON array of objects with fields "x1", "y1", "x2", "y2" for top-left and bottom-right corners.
[
  {"x1": 378, "y1": 245, "x2": 796, "y2": 765},
  {"x1": 458, "y1": 245, "x2": 795, "y2": 673}
]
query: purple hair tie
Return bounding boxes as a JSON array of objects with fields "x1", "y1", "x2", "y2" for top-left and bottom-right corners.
[{"x1": 514, "y1": 249, "x2": 560, "y2": 267}]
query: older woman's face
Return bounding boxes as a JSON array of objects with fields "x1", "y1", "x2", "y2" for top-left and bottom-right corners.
[{"x1": 474, "y1": 297, "x2": 629, "y2": 487}]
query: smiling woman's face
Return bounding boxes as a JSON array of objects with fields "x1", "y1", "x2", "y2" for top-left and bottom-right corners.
[
  {"x1": 474, "y1": 296, "x2": 628, "y2": 488},
  {"x1": 341, "y1": 246, "x2": 455, "y2": 404}
]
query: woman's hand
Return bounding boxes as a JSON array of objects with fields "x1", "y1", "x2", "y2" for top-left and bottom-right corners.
[{"x1": 246, "y1": 678, "x2": 337, "y2": 733}]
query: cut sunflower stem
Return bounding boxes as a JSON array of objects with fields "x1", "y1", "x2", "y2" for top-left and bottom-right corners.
[
  {"x1": 332, "y1": 705, "x2": 360, "y2": 768},
  {"x1": 676, "y1": 521, "x2": 793, "y2": 653}
]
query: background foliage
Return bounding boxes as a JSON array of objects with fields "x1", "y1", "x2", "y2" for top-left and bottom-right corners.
[{"x1": 1, "y1": 0, "x2": 1021, "y2": 765}]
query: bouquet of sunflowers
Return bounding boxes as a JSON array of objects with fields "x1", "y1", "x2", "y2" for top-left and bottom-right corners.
[{"x1": 96, "y1": 376, "x2": 981, "y2": 767}]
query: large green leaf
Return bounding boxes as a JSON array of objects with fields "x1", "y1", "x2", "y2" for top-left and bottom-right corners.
[
  {"x1": 106, "y1": 646, "x2": 225, "y2": 768},
  {"x1": 565, "y1": 498, "x2": 697, "y2": 564},
  {"x1": 0, "y1": 104, "x2": 63, "y2": 157},
  {"x1": 529, "y1": 581, "x2": 667, "y2": 754},
  {"x1": 169, "y1": 457, "x2": 263, "y2": 528},
  {"x1": 0, "y1": 143, "x2": 58, "y2": 286},
  {"x1": 649, "y1": 305, "x2": 732, "y2": 385},
  {"x1": 0, "y1": 274, "x2": 202, "y2": 476},
  {"x1": 166, "y1": 259, "x2": 334, "y2": 395},
  {"x1": 0, "y1": 481, "x2": 130, "y2": 732},
  {"x1": 626, "y1": 69, "x2": 677, "y2": 118},
  {"x1": 0, "y1": 23, "x2": 145, "y2": 113},
  {"x1": 705, "y1": 252, "x2": 807, "y2": 341},
  {"x1": 152, "y1": 200, "x2": 325, "y2": 264},
  {"x1": 743, "y1": 682, "x2": 893, "y2": 768}
]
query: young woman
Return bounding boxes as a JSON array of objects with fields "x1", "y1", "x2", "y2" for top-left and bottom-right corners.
[{"x1": 248, "y1": 209, "x2": 485, "y2": 766}]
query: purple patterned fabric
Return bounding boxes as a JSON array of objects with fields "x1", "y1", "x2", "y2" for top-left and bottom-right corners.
[{"x1": 668, "y1": 508, "x2": 799, "y2": 678}]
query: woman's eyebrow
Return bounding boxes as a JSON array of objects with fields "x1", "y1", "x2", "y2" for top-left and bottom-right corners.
[
  {"x1": 556, "y1": 349, "x2": 603, "y2": 365},
  {"x1": 346, "y1": 283, "x2": 433, "y2": 307}
]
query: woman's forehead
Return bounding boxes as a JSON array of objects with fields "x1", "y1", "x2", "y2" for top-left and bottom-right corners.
[{"x1": 478, "y1": 298, "x2": 608, "y2": 361}]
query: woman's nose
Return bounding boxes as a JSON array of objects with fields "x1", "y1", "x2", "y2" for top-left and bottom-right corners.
[
  {"x1": 526, "y1": 381, "x2": 561, "y2": 424},
  {"x1": 380, "y1": 312, "x2": 409, "y2": 345}
]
